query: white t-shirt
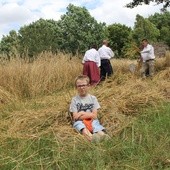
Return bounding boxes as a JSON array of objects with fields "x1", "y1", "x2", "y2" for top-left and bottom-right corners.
[
  {"x1": 98, "y1": 45, "x2": 114, "y2": 60},
  {"x1": 140, "y1": 44, "x2": 155, "y2": 62},
  {"x1": 82, "y1": 48, "x2": 101, "y2": 67},
  {"x1": 69, "y1": 94, "x2": 100, "y2": 113}
]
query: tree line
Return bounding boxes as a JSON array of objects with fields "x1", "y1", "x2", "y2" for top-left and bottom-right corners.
[{"x1": 0, "y1": 4, "x2": 170, "y2": 59}]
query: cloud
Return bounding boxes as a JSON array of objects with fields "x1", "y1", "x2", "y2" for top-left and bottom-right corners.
[
  {"x1": 89, "y1": 0, "x2": 164, "y2": 27},
  {"x1": 0, "y1": 2, "x2": 38, "y2": 39},
  {"x1": 0, "y1": 0, "x2": 169, "y2": 40},
  {"x1": 0, "y1": 3, "x2": 33, "y2": 24}
]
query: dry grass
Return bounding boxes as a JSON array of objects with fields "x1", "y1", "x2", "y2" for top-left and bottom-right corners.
[
  {"x1": 0, "y1": 52, "x2": 82, "y2": 99},
  {"x1": 164, "y1": 51, "x2": 170, "y2": 67},
  {"x1": 0, "y1": 52, "x2": 169, "y2": 142}
]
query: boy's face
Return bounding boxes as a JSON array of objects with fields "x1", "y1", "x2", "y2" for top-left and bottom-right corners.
[{"x1": 76, "y1": 79, "x2": 89, "y2": 97}]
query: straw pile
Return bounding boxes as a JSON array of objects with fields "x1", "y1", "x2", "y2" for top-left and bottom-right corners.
[{"x1": 0, "y1": 52, "x2": 169, "y2": 142}]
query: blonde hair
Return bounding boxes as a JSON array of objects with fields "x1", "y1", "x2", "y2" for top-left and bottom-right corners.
[{"x1": 75, "y1": 75, "x2": 90, "y2": 86}]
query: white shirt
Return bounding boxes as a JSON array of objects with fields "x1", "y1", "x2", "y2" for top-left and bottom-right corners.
[
  {"x1": 82, "y1": 48, "x2": 101, "y2": 67},
  {"x1": 140, "y1": 44, "x2": 155, "y2": 62},
  {"x1": 98, "y1": 45, "x2": 114, "y2": 60}
]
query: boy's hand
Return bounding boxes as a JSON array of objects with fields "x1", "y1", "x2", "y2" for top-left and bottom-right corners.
[
  {"x1": 73, "y1": 111, "x2": 84, "y2": 120},
  {"x1": 73, "y1": 111, "x2": 96, "y2": 120}
]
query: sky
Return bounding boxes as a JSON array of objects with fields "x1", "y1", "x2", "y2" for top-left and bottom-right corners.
[{"x1": 0, "y1": 0, "x2": 168, "y2": 40}]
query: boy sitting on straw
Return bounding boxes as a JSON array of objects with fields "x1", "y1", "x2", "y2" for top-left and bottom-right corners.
[{"x1": 69, "y1": 75, "x2": 109, "y2": 142}]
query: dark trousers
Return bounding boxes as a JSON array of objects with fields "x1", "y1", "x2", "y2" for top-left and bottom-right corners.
[{"x1": 100, "y1": 59, "x2": 113, "y2": 81}]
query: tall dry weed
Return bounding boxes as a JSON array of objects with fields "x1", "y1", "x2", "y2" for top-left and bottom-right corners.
[{"x1": 0, "y1": 52, "x2": 82, "y2": 99}]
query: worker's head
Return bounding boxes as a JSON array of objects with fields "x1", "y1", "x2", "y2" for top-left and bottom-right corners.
[
  {"x1": 103, "y1": 39, "x2": 109, "y2": 46},
  {"x1": 141, "y1": 38, "x2": 149, "y2": 47}
]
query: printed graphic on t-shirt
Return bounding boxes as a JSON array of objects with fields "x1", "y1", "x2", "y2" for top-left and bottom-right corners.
[{"x1": 76, "y1": 103, "x2": 94, "y2": 112}]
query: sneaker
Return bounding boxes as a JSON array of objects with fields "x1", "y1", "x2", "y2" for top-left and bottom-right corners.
[
  {"x1": 91, "y1": 133, "x2": 102, "y2": 143},
  {"x1": 98, "y1": 131, "x2": 111, "y2": 141},
  {"x1": 92, "y1": 131, "x2": 111, "y2": 143}
]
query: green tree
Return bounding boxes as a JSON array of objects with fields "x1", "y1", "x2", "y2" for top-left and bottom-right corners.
[
  {"x1": 148, "y1": 12, "x2": 170, "y2": 46},
  {"x1": 58, "y1": 4, "x2": 107, "y2": 54},
  {"x1": 107, "y1": 24, "x2": 132, "y2": 57},
  {"x1": 122, "y1": 15, "x2": 160, "y2": 59},
  {"x1": 132, "y1": 15, "x2": 160, "y2": 44},
  {"x1": 18, "y1": 18, "x2": 61, "y2": 57},
  {"x1": 126, "y1": 0, "x2": 170, "y2": 11},
  {"x1": 160, "y1": 26, "x2": 170, "y2": 46},
  {"x1": 0, "y1": 30, "x2": 20, "y2": 59},
  {"x1": 0, "y1": 4, "x2": 107, "y2": 57}
]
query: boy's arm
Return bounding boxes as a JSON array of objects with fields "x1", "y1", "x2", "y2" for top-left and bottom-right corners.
[
  {"x1": 76, "y1": 110, "x2": 98, "y2": 120},
  {"x1": 73, "y1": 112, "x2": 83, "y2": 121}
]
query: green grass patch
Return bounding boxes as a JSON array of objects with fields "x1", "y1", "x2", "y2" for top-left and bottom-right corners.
[{"x1": 0, "y1": 103, "x2": 170, "y2": 170}]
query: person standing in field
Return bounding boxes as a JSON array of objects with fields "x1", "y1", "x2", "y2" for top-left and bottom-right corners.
[
  {"x1": 82, "y1": 44, "x2": 101, "y2": 86},
  {"x1": 140, "y1": 38, "x2": 155, "y2": 78},
  {"x1": 98, "y1": 40, "x2": 114, "y2": 81},
  {"x1": 69, "y1": 75, "x2": 108, "y2": 142}
]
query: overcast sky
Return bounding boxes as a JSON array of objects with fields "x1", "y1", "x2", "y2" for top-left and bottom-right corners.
[{"x1": 0, "y1": 0, "x2": 168, "y2": 40}]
